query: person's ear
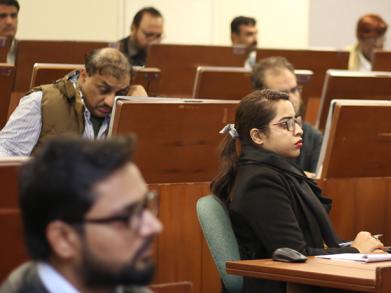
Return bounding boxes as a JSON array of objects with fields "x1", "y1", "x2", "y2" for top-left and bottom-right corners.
[
  {"x1": 46, "y1": 221, "x2": 81, "y2": 260},
  {"x1": 131, "y1": 24, "x2": 136, "y2": 35},
  {"x1": 231, "y1": 33, "x2": 237, "y2": 44},
  {"x1": 79, "y1": 68, "x2": 88, "y2": 84},
  {"x1": 249, "y1": 128, "x2": 264, "y2": 145}
]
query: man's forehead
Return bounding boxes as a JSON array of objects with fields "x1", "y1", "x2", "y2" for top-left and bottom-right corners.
[
  {"x1": 90, "y1": 73, "x2": 130, "y2": 86},
  {"x1": 0, "y1": 4, "x2": 18, "y2": 12},
  {"x1": 139, "y1": 13, "x2": 163, "y2": 28},
  {"x1": 240, "y1": 24, "x2": 257, "y2": 33}
]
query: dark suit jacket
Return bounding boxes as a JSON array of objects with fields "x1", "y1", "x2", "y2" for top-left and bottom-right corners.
[
  {"x1": 0, "y1": 262, "x2": 152, "y2": 293},
  {"x1": 229, "y1": 145, "x2": 357, "y2": 293}
]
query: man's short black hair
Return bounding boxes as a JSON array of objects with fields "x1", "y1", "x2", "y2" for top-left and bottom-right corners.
[
  {"x1": 0, "y1": 0, "x2": 20, "y2": 11},
  {"x1": 19, "y1": 135, "x2": 136, "y2": 261},
  {"x1": 131, "y1": 7, "x2": 162, "y2": 29},
  {"x1": 231, "y1": 16, "x2": 256, "y2": 34}
]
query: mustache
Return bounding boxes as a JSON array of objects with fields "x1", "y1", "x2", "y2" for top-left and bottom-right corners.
[{"x1": 132, "y1": 236, "x2": 155, "y2": 263}]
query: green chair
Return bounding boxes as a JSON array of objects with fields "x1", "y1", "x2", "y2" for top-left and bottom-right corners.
[{"x1": 196, "y1": 195, "x2": 243, "y2": 293}]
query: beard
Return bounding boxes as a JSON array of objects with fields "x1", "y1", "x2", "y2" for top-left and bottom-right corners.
[{"x1": 80, "y1": 237, "x2": 156, "y2": 288}]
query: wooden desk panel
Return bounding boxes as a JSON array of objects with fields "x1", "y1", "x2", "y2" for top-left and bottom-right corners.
[
  {"x1": 227, "y1": 257, "x2": 391, "y2": 292},
  {"x1": 372, "y1": 51, "x2": 391, "y2": 71},
  {"x1": 0, "y1": 210, "x2": 28, "y2": 282},
  {"x1": 110, "y1": 98, "x2": 237, "y2": 184},
  {"x1": 321, "y1": 177, "x2": 391, "y2": 245},
  {"x1": 146, "y1": 44, "x2": 248, "y2": 97},
  {"x1": 316, "y1": 70, "x2": 391, "y2": 132},
  {"x1": 14, "y1": 40, "x2": 110, "y2": 92},
  {"x1": 0, "y1": 64, "x2": 14, "y2": 129}
]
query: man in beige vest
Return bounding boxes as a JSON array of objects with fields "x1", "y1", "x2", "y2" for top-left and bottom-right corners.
[{"x1": 0, "y1": 47, "x2": 146, "y2": 157}]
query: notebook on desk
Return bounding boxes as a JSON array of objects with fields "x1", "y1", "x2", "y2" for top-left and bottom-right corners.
[{"x1": 316, "y1": 253, "x2": 391, "y2": 263}]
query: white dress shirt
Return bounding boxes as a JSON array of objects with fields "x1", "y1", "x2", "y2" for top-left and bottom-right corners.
[{"x1": 37, "y1": 262, "x2": 79, "y2": 293}]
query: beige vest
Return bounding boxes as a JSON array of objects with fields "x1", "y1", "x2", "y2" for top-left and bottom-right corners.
[{"x1": 31, "y1": 73, "x2": 85, "y2": 154}]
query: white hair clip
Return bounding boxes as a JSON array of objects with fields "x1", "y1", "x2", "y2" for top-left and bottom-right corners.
[{"x1": 219, "y1": 124, "x2": 239, "y2": 139}]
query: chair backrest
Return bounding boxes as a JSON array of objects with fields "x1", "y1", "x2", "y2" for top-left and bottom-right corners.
[{"x1": 196, "y1": 195, "x2": 242, "y2": 293}]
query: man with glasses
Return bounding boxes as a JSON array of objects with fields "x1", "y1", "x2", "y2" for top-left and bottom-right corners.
[
  {"x1": 0, "y1": 135, "x2": 162, "y2": 292},
  {"x1": 0, "y1": 0, "x2": 19, "y2": 64},
  {"x1": 348, "y1": 14, "x2": 388, "y2": 71},
  {"x1": 118, "y1": 7, "x2": 164, "y2": 66},
  {"x1": 251, "y1": 56, "x2": 323, "y2": 173}
]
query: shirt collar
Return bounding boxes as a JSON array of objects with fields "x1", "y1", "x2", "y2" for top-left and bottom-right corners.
[{"x1": 37, "y1": 262, "x2": 80, "y2": 293}]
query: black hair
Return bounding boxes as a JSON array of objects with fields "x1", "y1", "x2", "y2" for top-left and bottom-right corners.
[
  {"x1": 131, "y1": 7, "x2": 163, "y2": 29},
  {"x1": 0, "y1": 0, "x2": 19, "y2": 11},
  {"x1": 19, "y1": 135, "x2": 136, "y2": 260},
  {"x1": 211, "y1": 89, "x2": 289, "y2": 202},
  {"x1": 231, "y1": 16, "x2": 256, "y2": 34}
]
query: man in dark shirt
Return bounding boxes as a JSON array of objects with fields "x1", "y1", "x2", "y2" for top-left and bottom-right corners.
[
  {"x1": 0, "y1": 0, "x2": 19, "y2": 64},
  {"x1": 118, "y1": 7, "x2": 164, "y2": 66},
  {"x1": 0, "y1": 136, "x2": 162, "y2": 292}
]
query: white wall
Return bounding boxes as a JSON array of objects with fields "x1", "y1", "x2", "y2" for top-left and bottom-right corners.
[
  {"x1": 309, "y1": 0, "x2": 391, "y2": 49},
  {"x1": 123, "y1": 0, "x2": 309, "y2": 48},
  {"x1": 16, "y1": 0, "x2": 309, "y2": 48},
  {"x1": 17, "y1": 0, "x2": 122, "y2": 41}
]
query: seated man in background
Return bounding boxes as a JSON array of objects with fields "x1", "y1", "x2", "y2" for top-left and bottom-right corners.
[
  {"x1": 118, "y1": 7, "x2": 164, "y2": 66},
  {"x1": 0, "y1": 0, "x2": 19, "y2": 64},
  {"x1": 230, "y1": 16, "x2": 258, "y2": 69},
  {"x1": 0, "y1": 136, "x2": 162, "y2": 293},
  {"x1": 0, "y1": 47, "x2": 147, "y2": 157},
  {"x1": 252, "y1": 56, "x2": 323, "y2": 173},
  {"x1": 348, "y1": 14, "x2": 388, "y2": 71}
]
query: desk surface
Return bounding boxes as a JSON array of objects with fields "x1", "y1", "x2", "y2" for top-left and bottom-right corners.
[{"x1": 227, "y1": 257, "x2": 391, "y2": 292}]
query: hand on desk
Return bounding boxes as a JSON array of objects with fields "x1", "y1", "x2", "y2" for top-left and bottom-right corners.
[{"x1": 351, "y1": 231, "x2": 384, "y2": 253}]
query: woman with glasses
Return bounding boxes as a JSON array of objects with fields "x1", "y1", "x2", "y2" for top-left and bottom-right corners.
[{"x1": 211, "y1": 89, "x2": 383, "y2": 293}]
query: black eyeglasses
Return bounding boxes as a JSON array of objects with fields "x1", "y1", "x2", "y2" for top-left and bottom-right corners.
[
  {"x1": 71, "y1": 191, "x2": 158, "y2": 233},
  {"x1": 281, "y1": 85, "x2": 302, "y2": 95},
  {"x1": 273, "y1": 116, "x2": 303, "y2": 133}
]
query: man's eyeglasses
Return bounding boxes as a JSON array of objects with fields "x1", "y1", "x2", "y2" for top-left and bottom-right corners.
[
  {"x1": 281, "y1": 85, "x2": 302, "y2": 95},
  {"x1": 141, "y1": 29, "x2": 163, "y2": 40},
  {"x1": 71, "y1": 191, "x2": 158, "y2": 233},
  {"x1": 273, "y1": 116, "x2": 303, "y2": 133}
]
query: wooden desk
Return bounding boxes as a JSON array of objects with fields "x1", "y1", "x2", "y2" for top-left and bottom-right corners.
[
  {"x1": 109, "y1": 97, "x2": 238, "y2": 183},
  {"x1": 0, "y1": 64, "x2": 14, "y2": 128},
  {"x1": 146, "y1": 44, "x2": 248, "y2": 97},
  {"x1": 316, "y1": 70, "x2": 391, "y2": 132},
  {"x1": 227, "y1": 257, "x2": 391, "y2": 292},
  {"x1": 191, "y1": 66, "x2": 313, "y2": 120},
  {"x1": 372, "y1": 50, "x2": 391, "y2": 71},
  {"x1": 14, "y1": 40, "x2": 110, "y2": 92}
]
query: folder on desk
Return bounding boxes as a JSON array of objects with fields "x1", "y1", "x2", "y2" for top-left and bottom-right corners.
[{"x1": 316, "y1": 253, "x2": 391, "y2": 263}]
